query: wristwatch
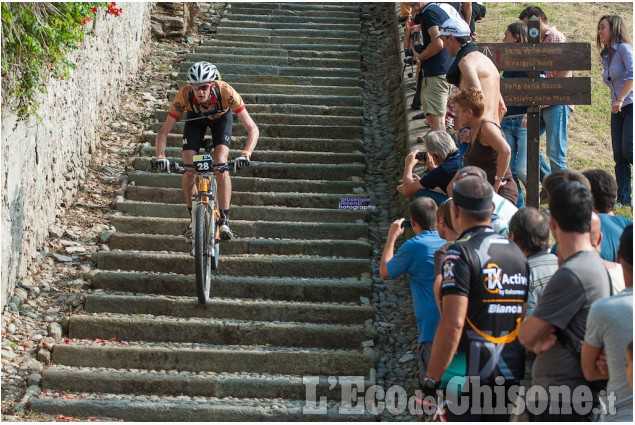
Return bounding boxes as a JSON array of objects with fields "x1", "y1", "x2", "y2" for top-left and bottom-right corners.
[{"x1": 422, "y1": 376, "x2": 440, "y2": 391}]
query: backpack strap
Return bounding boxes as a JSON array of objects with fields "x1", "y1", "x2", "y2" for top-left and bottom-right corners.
[{"x1": 188, "y1": 88, "x2": 201, "y2": 115}]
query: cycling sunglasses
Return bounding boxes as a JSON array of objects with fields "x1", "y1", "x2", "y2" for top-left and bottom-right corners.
[{"x1": 193, "y1": 84, "x2": 212, "y2": 91}]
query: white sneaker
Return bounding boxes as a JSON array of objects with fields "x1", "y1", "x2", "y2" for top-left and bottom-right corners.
[{"x1": 219, "y1": 223, "x2": 233, "y2": 241}]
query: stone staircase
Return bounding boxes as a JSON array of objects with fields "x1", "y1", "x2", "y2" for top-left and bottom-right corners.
[{"x1": 31, "y1": 3, "x2": 381, "y2": 421}]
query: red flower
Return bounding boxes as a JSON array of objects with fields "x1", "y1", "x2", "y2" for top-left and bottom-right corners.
[
  {"x1": 81, "y1": 17, "x2": 91, "y2": 25},
  {"x1": 90, "y1": 6, "x2": 97, "y2": 13}
]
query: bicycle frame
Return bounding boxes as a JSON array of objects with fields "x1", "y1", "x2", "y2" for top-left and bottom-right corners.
[{"x1": 191, "y1": 172, "x2": 221, "y2": 242}]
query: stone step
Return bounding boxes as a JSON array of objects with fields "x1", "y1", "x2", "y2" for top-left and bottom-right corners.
[
  {"x1": 154, "y1": 108, "x2": 363, "y2": 125},
  {"x1": 211, "y1": 33, "x2": 360, "y2": 47},
  {"x1": 31, "y1": 393, "x2": 373, "y2": 422},
  {"x1": 238, "y1": 103, "x2": 362, "y2": 117},
  {"x1": 216, "y1": 27, "x2": 360, "y2": 41},
  {"x1": 139, "y1": 147, "x2": 365, "y2": 165},
  {"x1": 84, "y1": 294, "x2": 374, "y2": 325},
  {"x1": 228, "y1": 3, "x2": 360, "y2": 17},
  {"x1": 142, "y1": 133, "x2": 363, "y2": 152},
  {"x1": 218, "y1": 18, "x2": 359, "y2": 32},
  {"x1": 125, "y1": 187, "x2": 368, "y2": 210},
  {"x1": 110, "y1": 216, "x2": 368, "y2": 240},
  {"x1": 151, "y1": 122, "x2": 363, "y2": 139},
  {"x1": 40, "y1": 367, "x2": 373, "y2": 401},
  {"x1": 127, "y1": 171, "x2": 365, "y2": 194},
  {"x1": 133, "y1": 159, "x2": 365, "y2": 181},
  {"x1": 203, "y1": 72, "x2": 360, "y2": 87},
  {"x1": 166, "y1": 80, "x2": 363, "y2": 97},
  {"x1": 67, "y1": 314, "x2": 373, "y2": 350},
  {"x1": 178, "y1": 62, "x2": 360, "y2": 79},
  {"x1": 194, "y1": 44, "x2": 361, "y2": 60},
  {"x1": 203, "y1": 39, "x2": 360, "y2": 51},
  {"x1": 185, "y1": 52, "x2": 359, "y2": 69},
  {"x1": 94, "y1": 250, "x2": 371, "y2": 278},
  {"x1": 107, "y1": 234, "x2": 372, "y2": 258},
  {"x1": 167, "y1": 85, "x2": 362, "y2": 105},
  {"x1": 221, "y1": 13, "x2": 360, "y2": 25},
  {"x1": 50, "y1": 341, "x2": 374, "y2": 376},
  {"x1": 90, "y1": 272, "x2": 372, "y2": 303},
  {"x1": 115, "y1": 203, "x2": 369, "y2": 222}
]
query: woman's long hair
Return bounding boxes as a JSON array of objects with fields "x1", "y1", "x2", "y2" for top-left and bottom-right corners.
[
  {"x1": 596, "y1": 15, "x2": 631, "y2": 51},
  {"x1": 507, "y1": 22, "x2": 528, "y2": 44}
]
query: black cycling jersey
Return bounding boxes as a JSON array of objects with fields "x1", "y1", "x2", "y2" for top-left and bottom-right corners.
[{"x1": 441, "y1": 225, "x2": 529, "y2": 384}]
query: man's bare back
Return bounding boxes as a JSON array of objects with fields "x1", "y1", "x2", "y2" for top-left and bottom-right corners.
[{"x1": 459, "y1": 51, "x2": 506, "y2": 122}]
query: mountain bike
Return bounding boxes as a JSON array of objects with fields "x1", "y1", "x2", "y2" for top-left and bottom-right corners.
[{"x1": 152, "y1": 156, "x2": 237, "y2": 304}]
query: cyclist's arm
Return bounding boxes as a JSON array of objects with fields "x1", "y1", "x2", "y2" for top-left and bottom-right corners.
[
  {"x1": 236, "y1": 109, "x2": 259, "y2": 157},
  {"x1": 155, "y1": 115, "x2": 178, "y2": 158}
]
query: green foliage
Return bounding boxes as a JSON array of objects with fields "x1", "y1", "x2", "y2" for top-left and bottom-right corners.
[{"x1": 1, "y1": 2, "x2": 102, "y2": 118}]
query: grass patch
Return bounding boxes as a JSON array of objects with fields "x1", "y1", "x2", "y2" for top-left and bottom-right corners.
[{"x1": 478, "y1": 2, "x2": 633, "y2": 215}]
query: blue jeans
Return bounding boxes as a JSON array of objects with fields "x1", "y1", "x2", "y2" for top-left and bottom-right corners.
[
  {"x1": 611, "y1": 103, "x2": 633, "y2": 205},
  {"x1": 539, "y1": 105, "x2": 572, "y2": 172},
  {"x1": 415, "y1": 189, "x2": 449, "y2": 206},
  {"x1": 501, "y1": 115, "x2": 527, "y2": 207}
]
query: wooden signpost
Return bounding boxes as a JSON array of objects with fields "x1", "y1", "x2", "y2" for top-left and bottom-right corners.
[{"x1": 478, "y1": 17, "x2": 592, "y2": 207}]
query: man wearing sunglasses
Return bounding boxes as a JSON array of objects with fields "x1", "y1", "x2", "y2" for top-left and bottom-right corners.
[{"x1": 154, "y1": 61, "x2": 259, "y2": 240}]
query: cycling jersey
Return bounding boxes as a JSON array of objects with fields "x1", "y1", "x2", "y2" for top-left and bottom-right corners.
[
  {"x1": 441, "y1": 225, "x2": 529, "y2": 384},
  {"x1": 168, "y1": 81, "x2": 245, "y2": 121}
]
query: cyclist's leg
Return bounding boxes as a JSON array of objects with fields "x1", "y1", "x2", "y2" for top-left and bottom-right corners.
[
  {"x1": 210, "y1": 112, "x2": 233, "y2": 213},
  {"x1": 182, "y1": 113, "x2": 206, "y2": 208}
]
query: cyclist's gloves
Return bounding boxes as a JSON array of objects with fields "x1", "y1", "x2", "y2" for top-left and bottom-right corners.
[
  {"x1": 155, "y1": 158, "x2": 171, "y2": 173},
  {"x1": 236, "y1": 154, "x2": 250, "y2": 169}
]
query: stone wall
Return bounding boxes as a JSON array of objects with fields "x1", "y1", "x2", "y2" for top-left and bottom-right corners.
[{"x1": 1, "y1": 2, "x2": 154, "y2": 310}]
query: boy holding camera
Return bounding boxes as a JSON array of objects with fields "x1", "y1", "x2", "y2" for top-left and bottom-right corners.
[{"x1": 380, "y1": 197, "x2": 446, "y2": 385}]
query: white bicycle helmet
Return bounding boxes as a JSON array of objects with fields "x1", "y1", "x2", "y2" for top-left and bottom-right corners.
[{"x1": 186, "y1": 61, "x2": 218, "y2": 84}]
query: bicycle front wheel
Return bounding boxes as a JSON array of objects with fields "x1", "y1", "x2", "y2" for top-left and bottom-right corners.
[{"x1": 194, "y1": 204, "x2": 212, "y2": 304}]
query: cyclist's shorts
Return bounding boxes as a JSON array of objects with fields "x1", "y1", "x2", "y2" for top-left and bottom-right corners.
[{"x1": 182, "y1": 111, "x2": 233, "y2": 152}]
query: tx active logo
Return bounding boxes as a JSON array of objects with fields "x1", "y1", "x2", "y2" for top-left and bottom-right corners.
[{"x1": 483, "y1": 263, "x2": 528, "y2": 295}]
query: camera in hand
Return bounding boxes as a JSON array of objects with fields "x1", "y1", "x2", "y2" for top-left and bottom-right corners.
[
  {"x1": 416, "y1": 151, "x2": 428, "y2": 162},
  {"x1": 401, "y1": 220, "x2": 412, "y2": 228},
  {"x1": 404, "y1": 44, "x2": 423, "y2": 57}
]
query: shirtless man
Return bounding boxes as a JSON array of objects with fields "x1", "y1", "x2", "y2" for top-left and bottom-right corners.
[{"x1": 437, "y1": 17, "x2": 506, "y2": 123}]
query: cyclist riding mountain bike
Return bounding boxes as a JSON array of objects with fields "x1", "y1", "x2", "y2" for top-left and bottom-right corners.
[{"x1": 154, "y1": 61, "x2": 259, "y2": 240}]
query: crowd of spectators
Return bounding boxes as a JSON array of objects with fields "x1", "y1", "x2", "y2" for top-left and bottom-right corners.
[{"x1": 383, "y1": 3, "x2": 633, "y2": 421}]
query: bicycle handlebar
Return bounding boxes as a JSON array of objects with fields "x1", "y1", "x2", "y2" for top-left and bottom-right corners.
[{"x1": 150, "y1": 159, "x2": 237, "y2": 174}]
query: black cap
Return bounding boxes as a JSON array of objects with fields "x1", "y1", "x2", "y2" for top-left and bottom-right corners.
[{"x1": 452, "y1": 179, "x2": 493, "y2": 211}]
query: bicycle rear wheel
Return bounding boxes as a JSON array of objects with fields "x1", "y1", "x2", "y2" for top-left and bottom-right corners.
[{"x1": 194, "y1": 204, "x2": 212, "y2": 304}]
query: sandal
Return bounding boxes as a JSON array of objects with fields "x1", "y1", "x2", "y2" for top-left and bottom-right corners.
[{"x1": 413, "y1": 112, "x2": 426, "y2": 120}]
